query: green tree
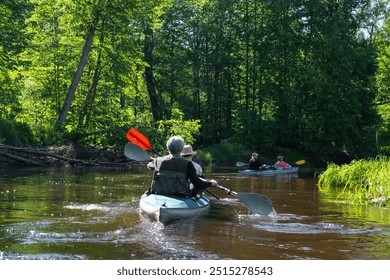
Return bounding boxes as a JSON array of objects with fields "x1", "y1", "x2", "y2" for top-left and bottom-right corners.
[
  {"x1": 0, "y1": 0, "x2": 31, "y2": 120},
  {"x1": 375, "y1": 7, "x2": 390, "y2": 154},
  {"x1": 15, "y1": 0, "x2": 167, "y2": 145},
  {"x1": 283, "y1": 0, "x2": 379, "y2": 159}
]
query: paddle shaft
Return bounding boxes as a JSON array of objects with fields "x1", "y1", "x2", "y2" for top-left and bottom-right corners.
[
  {"x1": 216, "y1": 184, "x2": 237, "y2": 196},
  {"x1": 205, "y1": 189, "x2": 219, "y2": 199}
]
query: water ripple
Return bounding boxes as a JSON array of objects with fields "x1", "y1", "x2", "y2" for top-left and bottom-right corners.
[{"x1": 240, "y1": 213, "x2": 378, "y2": 235}]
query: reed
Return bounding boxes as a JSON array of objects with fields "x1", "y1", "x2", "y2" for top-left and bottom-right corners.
[{"x1": 318, "y1": 156, "x2": 390, "y2": 206}]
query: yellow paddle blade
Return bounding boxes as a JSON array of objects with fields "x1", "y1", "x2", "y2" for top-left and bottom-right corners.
[{"x1": 295, "y1": 160, "x2": 305, "y2": 165}]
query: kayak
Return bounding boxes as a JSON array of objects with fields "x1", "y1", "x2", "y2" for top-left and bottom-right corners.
[
  {"x1": 239, "y1": 167, "x2": 299, "y2": 176},
  {"x1": 139, "y1": 193, "x2": 210, "y2": 223}
]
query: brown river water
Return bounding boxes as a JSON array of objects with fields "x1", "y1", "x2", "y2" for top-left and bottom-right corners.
[{"x1": 0, "y1": 166, "x2": 389, "y2": 260}]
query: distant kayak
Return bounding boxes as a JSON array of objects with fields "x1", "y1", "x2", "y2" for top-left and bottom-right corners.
[
  {"x1": 139, "y1": 193, "x2": 210, "y2": 223},
  {"x1": 239, "y1": 167, "x2": 299, "y2": 176}
]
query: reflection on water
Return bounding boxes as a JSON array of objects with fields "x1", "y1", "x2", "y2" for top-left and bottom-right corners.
[{"x1": 0, "y1": 167, "x2": 390, "y2": 260}]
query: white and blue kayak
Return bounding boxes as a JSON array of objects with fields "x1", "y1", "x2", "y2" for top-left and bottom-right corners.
[
  {"x1": 124, "y1": 142, "x2": 275, "y2": 218},
  {"x1": 139, "y1": 193, "x2": 210, "y2": 223},
  {"x1": 239, "y1": 167, "x2": 298, "y2": 176}
]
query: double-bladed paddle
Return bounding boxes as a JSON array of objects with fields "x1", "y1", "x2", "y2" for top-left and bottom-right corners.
[
  {"x1": 124, "y1": 142, "x2": 152, "y2": 161},
  {"x1": 126, "y1": 128, "x2": 160, "y2": 156},
  {"x1": 125, "y1": 128, "x2": 276, "y2": 216},
  {"x1": 236, "y1": 159, "x2": 305, "y2": 167}
]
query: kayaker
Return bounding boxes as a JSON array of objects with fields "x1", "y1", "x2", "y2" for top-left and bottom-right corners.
[
  {"x1": 249, "y1": 152, "x2": 267, "y2": 170},
  {"x1": 147, "y1": 136, "x2": 217, "y2": 197},
  {"x1": 274, "y1": 156, "x2": 290, "y2": 169},
  {"x1": 181, "y1": 145, "x2": 202, "y2": 176},
  {"x1": 181, "y1": 145, "x2": 204, "y2": 195}
]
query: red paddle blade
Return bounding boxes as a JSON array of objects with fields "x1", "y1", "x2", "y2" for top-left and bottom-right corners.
[{"x1": 126, "y1": 128, "x2": 152, "y2": 150}]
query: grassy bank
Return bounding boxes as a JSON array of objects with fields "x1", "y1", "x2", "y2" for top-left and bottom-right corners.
[{"x1": 318, "y1": 156, "x2": 390, "y2": 206}]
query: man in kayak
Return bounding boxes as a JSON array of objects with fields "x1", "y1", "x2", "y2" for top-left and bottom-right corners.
[
  {"x1": 249, "y1": 152, "x2": 267, "y2": 170},
  {"x1": 181, "y1": 145, "x2": 203, "y2": 176},
  {"x1": 147, "y1": 136, "x2": 217, "y2": 197},
  {"x1": 274, "y1": 156, "x2": 291, "y2": 169}
]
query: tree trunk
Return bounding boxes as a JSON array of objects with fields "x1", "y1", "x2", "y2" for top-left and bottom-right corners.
[
  {"x1": 79, "y1": 28, "x2": 104, "y2": 128},
  {"x1": 57, "y1": 14, "x2": 100, "y2": 129},
  {"x1": 144, "y1": 25, "x2": 163, "y2": 121}
]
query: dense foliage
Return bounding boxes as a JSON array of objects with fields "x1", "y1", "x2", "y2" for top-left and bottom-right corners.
[
  {"x1": 318, "y1": 157, "x2": 390, "y2": 206},
  {"x1": 1, "y1": 0, "x2": 389, "y2": 162},
  {"x1": 376, "y1": 11, "x2": 390, "y2": 155}
]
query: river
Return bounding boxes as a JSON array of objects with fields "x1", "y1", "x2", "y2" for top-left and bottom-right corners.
[{"x1": 0, "y1": 166, "x2": 389, "y2": 260}]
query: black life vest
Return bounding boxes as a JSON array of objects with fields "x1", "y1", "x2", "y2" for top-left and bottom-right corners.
[{"x1": 150, "y1": 155, "x2": 191, "y2": 196}]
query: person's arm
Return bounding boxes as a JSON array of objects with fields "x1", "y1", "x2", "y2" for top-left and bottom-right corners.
[{"x1": 187, "y1": 161, "x2": 217, "y2": 188}]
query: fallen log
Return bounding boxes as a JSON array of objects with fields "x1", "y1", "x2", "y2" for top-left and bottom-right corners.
[
  {"x1": 0, "y1": 150, "x2": 44, "y2": 166},
  {"x1": 0, "y1": 144, "x2": 130, "y2": 167}
]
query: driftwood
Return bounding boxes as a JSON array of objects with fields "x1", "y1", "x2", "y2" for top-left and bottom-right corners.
[
  {"x1": 0, "y1": 150, "x2": 44, "y2": 166},
  {"x1": 0, "y1": 144, "x2": 131, "y2": 167}
]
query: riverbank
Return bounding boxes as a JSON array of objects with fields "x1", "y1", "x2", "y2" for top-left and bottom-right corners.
[{"x1": 318, "y1": 157, "x2": 390, "y2": 206}]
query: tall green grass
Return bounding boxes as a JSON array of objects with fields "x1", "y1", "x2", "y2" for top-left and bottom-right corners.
[{"x1": 318, "y1": 156, "x2": 390, "y2": 206}]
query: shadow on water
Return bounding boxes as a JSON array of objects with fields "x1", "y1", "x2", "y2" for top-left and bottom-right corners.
[{"x1": 1, "y1": 167, "x2": 390, "y2": 260}]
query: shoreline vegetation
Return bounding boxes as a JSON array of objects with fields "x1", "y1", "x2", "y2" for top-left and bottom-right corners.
[{"x1": 318, "y1": 157, "x2": 390, "y2": 207}]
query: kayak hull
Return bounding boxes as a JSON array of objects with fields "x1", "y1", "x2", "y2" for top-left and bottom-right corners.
[
  {"x1": 239, "y1": 167, "x2": 298, "y2": 176},
  {"x1": 139, "y1": 193, "x2": 210, "y2": 223}
]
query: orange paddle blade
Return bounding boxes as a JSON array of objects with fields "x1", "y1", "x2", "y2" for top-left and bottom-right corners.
[{"x1": 126, "y1": 128, "x2": 152, "y2": 150}]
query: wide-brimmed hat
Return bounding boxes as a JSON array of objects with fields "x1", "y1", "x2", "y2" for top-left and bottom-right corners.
[{"x1": 181, "y1": 145, "x2": 196, "y2": 156}]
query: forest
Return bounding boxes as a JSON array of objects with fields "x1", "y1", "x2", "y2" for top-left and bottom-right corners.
[{"x1": 1, "y1": 0, "x2": 390, "y2": 166}]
